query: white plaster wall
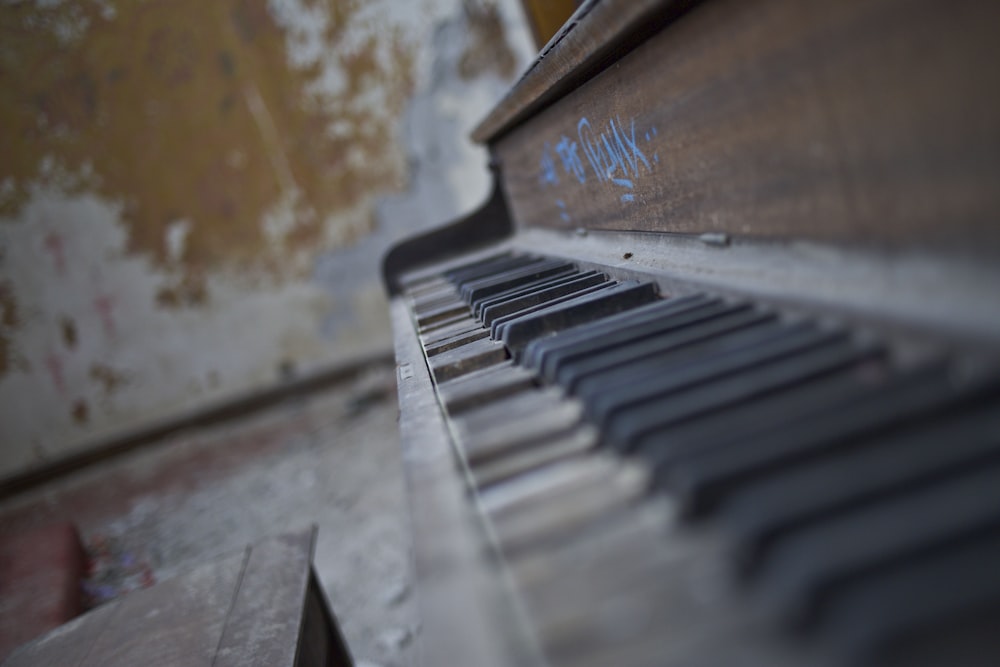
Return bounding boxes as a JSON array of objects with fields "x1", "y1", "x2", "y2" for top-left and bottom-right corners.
[{"x1": 0, "y1": 0, "x2": 536, "y2": 480}]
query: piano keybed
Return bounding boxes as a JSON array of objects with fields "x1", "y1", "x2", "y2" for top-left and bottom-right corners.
[{"x1": 398, "y1": 249, "x2": 1000, "y2": 667}]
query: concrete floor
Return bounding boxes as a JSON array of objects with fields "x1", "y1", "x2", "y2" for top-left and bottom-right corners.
[{"x1": 0, "y1": 361, "x2": 417, "y2": 667}]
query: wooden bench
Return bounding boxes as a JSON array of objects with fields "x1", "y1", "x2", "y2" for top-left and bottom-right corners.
[{"x1": 3, "y1": 527, "x2": 352, "y2": 667}]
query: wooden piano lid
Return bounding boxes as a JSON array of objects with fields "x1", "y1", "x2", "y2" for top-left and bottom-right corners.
[{"x1": 477, "y1": 0, "x2": 1000, "y2": 257}]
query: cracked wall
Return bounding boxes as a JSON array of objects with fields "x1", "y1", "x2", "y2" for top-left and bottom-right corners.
[{"x1": 0, "y1": 0, "x2": 535, "y2": 480}]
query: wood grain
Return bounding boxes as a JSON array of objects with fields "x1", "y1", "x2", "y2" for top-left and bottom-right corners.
[
  {"x1": 2, "y1": 528, "x2": 336, "y2": 667},
  {"x1": 214, "y1": 529, "x2": 316, "y2": 667},
  {"x1": 494, "y1": 0, "x2": 1000, "y2": 254}
]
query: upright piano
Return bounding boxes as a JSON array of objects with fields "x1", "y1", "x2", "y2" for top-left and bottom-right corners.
[{"x1": 381, "y1": 1, "x2": 1000, "y2": 665}]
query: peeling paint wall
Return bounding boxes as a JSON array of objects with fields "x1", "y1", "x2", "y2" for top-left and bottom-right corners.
[{"x1": 0, "y1": 0, "x2": 535, "y2": 480}]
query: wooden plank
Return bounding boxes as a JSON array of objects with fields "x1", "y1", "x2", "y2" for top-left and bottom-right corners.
[
  {"x1": 213, "y1": 528, "x2": 316, "y2": 667},
  {"x1": 2, "y1": 600, "x2": 119, "y2": 667},
  {"x1": 77, "y1": 550, "x2": 248, "y2": 667},
  {"x1": 494, "y1": 0, "x2": 1000, "y2": 254}
]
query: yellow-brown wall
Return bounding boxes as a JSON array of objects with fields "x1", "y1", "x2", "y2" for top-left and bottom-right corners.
[{"x1": 0, "y1": 0, "x2": 535, "y2": 481}]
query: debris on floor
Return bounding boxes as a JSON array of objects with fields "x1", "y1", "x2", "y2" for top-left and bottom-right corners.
[{"x1": 0, "y1": 362, "x2": 417, "y2": 667}]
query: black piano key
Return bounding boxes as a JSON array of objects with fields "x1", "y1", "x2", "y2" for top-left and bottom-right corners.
[
  {"x1": 439, "y1": 251, "x2": 513, "y2": 282},
  {"x1": 723, "y1": 402, "x2": 1000, "y2": 576},
  {"x1": 421, "y1": 319, "x2": 483, "y2": 345},
  {"x1": 444, "y1": 253, "x2": 536, "y2": 284},
  {"x1": 424, "y1": 328, "x2": 490, "y2": 356},
  {"x1": 497, "y1": 281, "x2": 660, "y2": 360},
  {"x1": 481, "y1": 273, "x2": 609, "y2": 327},
  {"x1": 667, "y1": 370, "x2": 1000, "y2": 522},
  {"x1": 472, "y1": 269, "x2": 582, "y2": 318},
  {"x1": 634, "y1": 365, "x2": 888, "y2": 478},
  {"x1": 521, "y1": 294, "x2": 713, "y2": 372},
  {"x1": 819, "y1": 532, "x2": 1000, "y2": 663},
  {"x1": 754, "y1": 461, "x2": 1000, "y2": 630},
  {"x1": 607, "y1": 338, "x2": 878, "y2": 453},
  {"x1": 581, "y1": 318, "x2": 815, "y2": 428},
  {"x1": 538, "y1": 297, "x2": 734, "y2": 384},
  {"x1": 454, "y1": 256, "x2": 553, "y2": 300},
  {"x1": 570, "y1": 306, "x2": 774, "y2": 398},
  {"x1": 488, "y1": 282, "x2": 617, "y2": 339},
  {"x1": 461, "y1": 259, "x2": 576, "y2": 303}
]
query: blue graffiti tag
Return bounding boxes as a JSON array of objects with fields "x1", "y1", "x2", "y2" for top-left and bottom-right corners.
[
  {"x1": 554, "y1": 135, "x2": 587, "y2": 184},
  {"x1": 539, "y1": 142, "x2": 559, "y2": 186},
  {"x1": 537, "y1": 113, "x2": 658, "y2": 218},
  {"x1": 555, "y1": 199, "x2": 570, "y2": 222},
  {"x1": 578, "y1": 116, "x2": 652, "y2": 202}
]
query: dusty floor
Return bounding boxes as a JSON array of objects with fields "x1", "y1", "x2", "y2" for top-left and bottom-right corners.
[{"x1": 0, "y1": 361, "x2": 417, "y2": 667}]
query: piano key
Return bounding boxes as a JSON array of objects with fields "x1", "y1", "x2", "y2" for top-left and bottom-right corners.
[
  {"x1": 429, "y1": 337, "x2": 508, "y2": 382},
  {"x1": 570, "y1": 306, "x2": 778, "y2": 398},
  {"x1": 424, "y1": 328, "x2": 490, "y2": 356},
  {"x1": 455, "y1": 257, "x2": 563, "y2": 303},
  {"x1": 482, "y1": 272, "x2": 610, "y2": 327},
  {"x1": 605, "y1": 334, "x2": 872, "y2": 451},
  {"x1": 528, "y1": 295, "x2": 717, "y2": 380},
  {"x1": 472, "y1": 269, "x2": 584, "y2": 318},
  {"x1": 668, "y1": 369, "x2": 1000, "y2": 521},
  {"x1": 401, "y1": 273, "x2": 450, "y2": 294},
  {"x1": 430, "y1": 250, "x2": 512, "y2": 284},
  {"x1": 606, "y1": 360, "x2": 886, "y2": 480},
  {"x1": 818, "y1": 532, "x2": 1000, "y2": 664},
  {"x1": 456, "y1": 389, "x2": 584, "y2": 466},
  {"x1": 461, "y1": 259, "x2": 577, "y2": 303},
  {"x1": 507, "y1": 497, "x2": 729, "y2": 667},
  {"x1": 625, "y1": 364, "x2": 890, "y2": 494},
  {"x1": 417, "y1": 300, "x2": 471, "y2": 328},
  {"x1": 420, "y1": 318, "x2": 483, "y2": 345},
  {"x1": 489, "y1": 281, "x2": 617, "y2": 339},
  {"x1": 521, "y1": 293, "x2": 713, "y2": 372},
  {"x1": 437, "y1": 362, "x2": 538, "y2": 414},
  {"x1": 444, "y1": 253, "x2": 539, "y2": 284},
  {"x1": 471, "y1": 425, "x2": 599, "y2": 489},
  {"x1": 497, "y1": 280, "x2": 660, "y2": 359},
  {"x1": 412, "y1": 288, "x2": 464, "y2": 315},
  {"x1": 451, "y1": 260, "x2": 551, "y2": 303},
  {"x1": 753, "y1": 461, "x2": 1000, "y2": 630},
  {"x1": 723, "y1": 402, "x2": 1000, "y2": 575},
  {"x1": 420, "y1": 312, "x2": 477, "y2": 335},
  {"x1": 482, "y1": 457, "x2": 649, "y2": 554},
  {"x1": 579, "y1": 318, "x2": 810, "y2": 427},
  {"x1": 479, "y1": 456, "x2": 628, "y2": 519}
]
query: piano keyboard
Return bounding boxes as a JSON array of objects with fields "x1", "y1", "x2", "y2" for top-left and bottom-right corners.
[{"x1": 399, "y1": 250, "x2": 1000, "y2": 667}]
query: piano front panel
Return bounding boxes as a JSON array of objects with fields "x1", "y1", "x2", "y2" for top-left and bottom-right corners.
[{"x1": 493, "y1": 0, "x2": 1000, "y2": 255}]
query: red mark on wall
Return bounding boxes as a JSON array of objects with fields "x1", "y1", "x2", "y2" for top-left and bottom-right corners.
[
  {"x1": 94, "y1": 295, "x2": 116, "y2": 338},
  {"x1": 43, "y1": 232, "x2": 67, "y2": 276},
  {"x1": 46, "y1": 352, "x2": 67, "y2": 396}
]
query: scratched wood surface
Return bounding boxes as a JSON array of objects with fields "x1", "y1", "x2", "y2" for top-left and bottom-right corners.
[
  {"x1": 493, "y1": 0, "x2": 1000, "y2": 254},
  {"x1": 2, "y1": 528, "x2": 343, "y2": 667},
  {"x1": 214, "y1": 529, "x2": 316, "y2": 667}
]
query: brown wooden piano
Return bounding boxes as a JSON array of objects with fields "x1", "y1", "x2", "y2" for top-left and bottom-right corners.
[{"x1": 382, "y1": 1, "x2": 1000, "y2": 665}]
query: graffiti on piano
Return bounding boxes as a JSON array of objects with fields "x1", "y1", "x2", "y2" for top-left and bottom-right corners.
[{"x1": 538, "y1": 115, "x2": 659, "y2": 214}]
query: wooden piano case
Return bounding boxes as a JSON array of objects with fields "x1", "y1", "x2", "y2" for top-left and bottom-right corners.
[{"x1": 383, "y1": 1, "x2": 1000, "y2": 666}]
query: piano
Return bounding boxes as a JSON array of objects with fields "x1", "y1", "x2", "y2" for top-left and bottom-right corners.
[{"x1": 381, "y1": 1, "x2": 1000, "y2": 665}]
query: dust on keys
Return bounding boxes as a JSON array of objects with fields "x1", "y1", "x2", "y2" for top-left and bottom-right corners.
[{"x1": 400, "y1": 251, "x2": 1000, "y2": 667}]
